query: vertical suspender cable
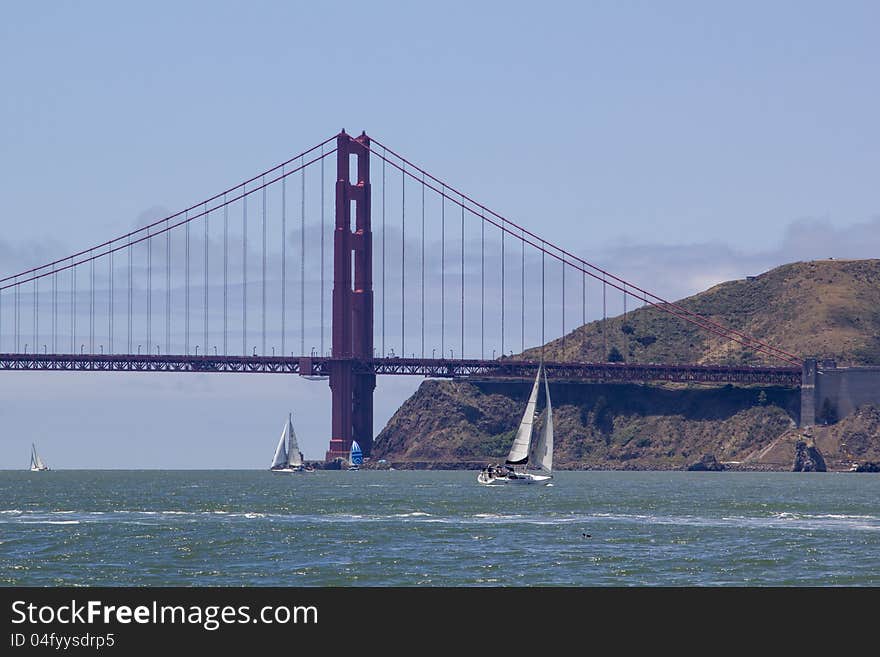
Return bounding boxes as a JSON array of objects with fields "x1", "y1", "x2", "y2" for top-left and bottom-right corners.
[
  {"x1": 126, "y1": 235, "x2": 134, "y2": 353},
  {"x1": 421, "y1": 172, "x2": 425, "y2": 358},
  {"x1": 321, "y1": 149, "x2": 325, "y2": 356},
  {"x1": 117, "y1": 240, "x2": 123, "y2": 354},
  {"x1": 242, "y1": 184, "x2": 247, "y2": 356},
  {"x1": 147, "y1": 228, "x2": 152, "y2": 353},
  {"x1": 623, "y1": 286, "x2": 627, "y2": 361},
  {"x1": 262, "y1": 179, "x2": 267, "y2": 356},
  {"x1": 501, "y1": 222, "x2": 505, "y2": 358},
  {"x1": 300, "y1": 157, "x2": 305, "y2": 357},
  {"x1": 401, "y1": 163, "x2": 405, "y2": 358},
  {"x1": 223, "y1": 195, "x2": 228, "y2": 356},
  {"x1": 33, "y1": 278, "x2": 38, "y2": 354},
  {"x1": 480, "y1": 210, "x2": 484, "y2": 360},
  {"x1": 204, "y1": 202, "x2": 209, "y2": 354},
  {"x1": 52, "y1": 269, "x2": 56, "y2": 353},
  {"x1": 381, "y1": 148, "x2": 386, "y2": 357},
  {"x1": 602, "y1": 275, "x2": 607, "y2": 360},
  {"x1": 71, "y1": 261, "x2": 76, "y2": 353},
  {"x1": 581, "y1": 269, "x2": 587, "y2": 356},
  {"x1": 281, "y1": 171, "x2": 287, "y2": 356},
  {"x1": 541, "y1": 243, "x2": 545, "y2": 359},
  {"x1": 561, "y1": 255, "x2": 565, "y2": 357},
  {"x1": 185, "y1": 212, "x2": 190, "y2": 354},
  {"x1": 166, "y1": 220, "x2": 171, "y2": 354},
  {"x1": 460, "y1": 197, "x2": 464, "y2": 359},
  {"x1": 15, "y1": 276, "x2": 20, "y2": 351},
  {"x1": 441, "y1": 185, "x2": 445, "y2": 358},
  {"x1": 107, "y1": 245, "x2": 112, "y2": 354},
  {"x1": 12, "y1": 282, "x2": 18, "y2": 349},
  {"x1": 521, "y1": 230, "x2": 525, "y2": 354},
  {"x1": 128, "y1": 235, "x2": 132, "y2": 353},
  {"x1": 90, "y1": 253, "x2": 94, "y2": 353}
]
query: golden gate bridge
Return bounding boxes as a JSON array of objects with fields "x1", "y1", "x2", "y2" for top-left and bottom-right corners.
[{"x1": 0, "y1": 131, "x2": 802, "y2": 461}]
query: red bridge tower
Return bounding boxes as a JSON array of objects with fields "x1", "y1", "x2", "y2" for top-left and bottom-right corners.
[{"x1": 325, "y1": 131, "x2": 375, "y2": 463}]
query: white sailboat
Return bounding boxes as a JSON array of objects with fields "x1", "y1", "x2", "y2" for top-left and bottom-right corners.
[
  {"x1": 29, "y1": 443, "x2": 50, "y2": 472},
  {"x1": 269, "y1": 414, "x2": 312, "y2": 473},
  {"x1": 477, "y1": 364, "x2": 553, "y2": 485}
]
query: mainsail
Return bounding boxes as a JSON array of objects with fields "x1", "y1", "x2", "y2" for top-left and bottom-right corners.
[
  {"x1": 506, "y1": 365, "x2": 542, "y2": 466},
  {"x1": 270, "y1": 423, "x2": 289, "y2": 469},
  {"x1": 529, "y1": 368, "x2": 554, "y2": 473},
  {"x1": 31, "y1": 444, "x2": 46, "y2": 470},
  {"x1": 286, "y1": 414, "x2": 303, "y2": 468}
]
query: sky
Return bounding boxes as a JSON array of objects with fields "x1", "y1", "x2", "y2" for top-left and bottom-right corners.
[{"x1": 1, "y1": 1, "x2": 878, "y2": 468}]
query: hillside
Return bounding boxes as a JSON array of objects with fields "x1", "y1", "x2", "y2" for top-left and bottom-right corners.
[
  {"x1": 525, "y1": 259, "x2": 880, "y2": 366},
  {"x1": 372, "y1": 259, "x2": 880, "y2": 470},
  {"x1": 374, "y1": 379, "x2": 801, "y2": 469}
]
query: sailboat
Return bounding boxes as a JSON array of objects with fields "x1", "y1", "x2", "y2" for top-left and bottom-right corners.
[
  {"x1": 348, "y1": 440, "x2": 363, "y2": 471},
  {"x1": 477, "y1": 364, "x2": 553, "y2": 485},
  {"x1": 269, "y1": 413, "x2": 312, "y2": 473},
  {"x1": 29, "y1": 443, "x2": 50, "y2": 472}
]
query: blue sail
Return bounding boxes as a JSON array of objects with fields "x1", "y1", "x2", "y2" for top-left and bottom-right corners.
[{"x1": 349, "y1": 440, "x2": 363, "y2": 466}]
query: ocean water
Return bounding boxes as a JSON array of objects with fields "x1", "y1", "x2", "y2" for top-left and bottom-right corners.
[{"x1": 1, "y1": 470, "x2": 878, "y2": 586}]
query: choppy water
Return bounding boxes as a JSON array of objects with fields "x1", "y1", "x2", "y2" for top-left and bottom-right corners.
[{"x1": 1, "y1": 470, "x2": 878, "y2": 586}]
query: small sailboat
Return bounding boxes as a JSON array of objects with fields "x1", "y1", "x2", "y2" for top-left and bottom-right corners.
[
  {"x1": 29, "y1": 443, "x2": 50, "y2": 472},
  {"x1": 348, "y1": 440, "x2": 363, "y2": 471},
  {"x1": 477, "y1": 364, "x2": 553, "y2": 486},
  {"x1": 269, "y1": 413, "x2": 312, "y2": 473}
]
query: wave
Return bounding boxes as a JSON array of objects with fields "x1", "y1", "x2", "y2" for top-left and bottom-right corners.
[{"x1": 2, "y1": 508, "x2": 876, "y2": 532}]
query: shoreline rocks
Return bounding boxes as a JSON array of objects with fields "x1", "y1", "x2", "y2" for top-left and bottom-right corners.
[
  {"x1": 792, "y1": 439, "x2": 827, "y2": 472},
  {"x1": 686, "y1": 454, "x2": 725, "y2": 471}
]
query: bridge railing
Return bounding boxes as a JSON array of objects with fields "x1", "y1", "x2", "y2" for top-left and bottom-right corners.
[{"x1": 0, "y1": 353, "x2": 802, "y2": 385}]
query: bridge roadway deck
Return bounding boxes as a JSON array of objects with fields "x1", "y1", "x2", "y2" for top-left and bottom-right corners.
[{"x1": 0, "y1": 354, "x2": 802, "y2": 386}]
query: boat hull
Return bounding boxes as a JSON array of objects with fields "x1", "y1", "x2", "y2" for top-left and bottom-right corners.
[
  {"x1": 270, "y1": 467, "x2": 310, "y2": 473},
  {"x1": 477, "y1": 472, "x2": 552, "y2": 485}
]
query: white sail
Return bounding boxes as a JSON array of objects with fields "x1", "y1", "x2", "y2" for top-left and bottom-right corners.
[
  {"x1": 32, "y1": 444, "x2": 46, "y2": 470},
  {"x1": 270, "y1": 423, "x2": 288, "y2": 469},
  {"x1": 506, "y1": 365, "x2": 542, "y2": 465},
  {"x1": 530, "y1": 369, "x2": 553, "y2": 473},
  {"x1": 286, "y1": 415, "x2": 303, "y2": 467}
]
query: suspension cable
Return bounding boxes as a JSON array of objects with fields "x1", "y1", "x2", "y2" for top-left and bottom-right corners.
[{"x1": 364, "y1": 135, "x2": 801, "y2": 365}]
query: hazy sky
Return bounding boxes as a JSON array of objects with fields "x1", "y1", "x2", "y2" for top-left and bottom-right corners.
[{"x1": 2, "y1": 1, "x2": 878, "y2": 468}]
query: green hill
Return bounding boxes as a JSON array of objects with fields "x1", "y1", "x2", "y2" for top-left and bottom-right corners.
[{"x1": 526, "y1": 258, "x2": 880, "y2": 366}]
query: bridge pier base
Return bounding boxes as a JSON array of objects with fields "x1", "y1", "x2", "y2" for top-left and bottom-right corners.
[
  {"x1": 799, "y1": 358, "x2": 817, "y2": 427},
  {"x1": 325, "y1": 362, "x2": 375, "y2": 461}
]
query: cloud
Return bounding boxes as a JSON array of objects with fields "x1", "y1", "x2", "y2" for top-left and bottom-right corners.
[
  {"x1": 593, "y1": 216, "x2": 880, "y2": 303},
  {"x1": 0, "y1": 238, "x2": 69, "y2": 279}
]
